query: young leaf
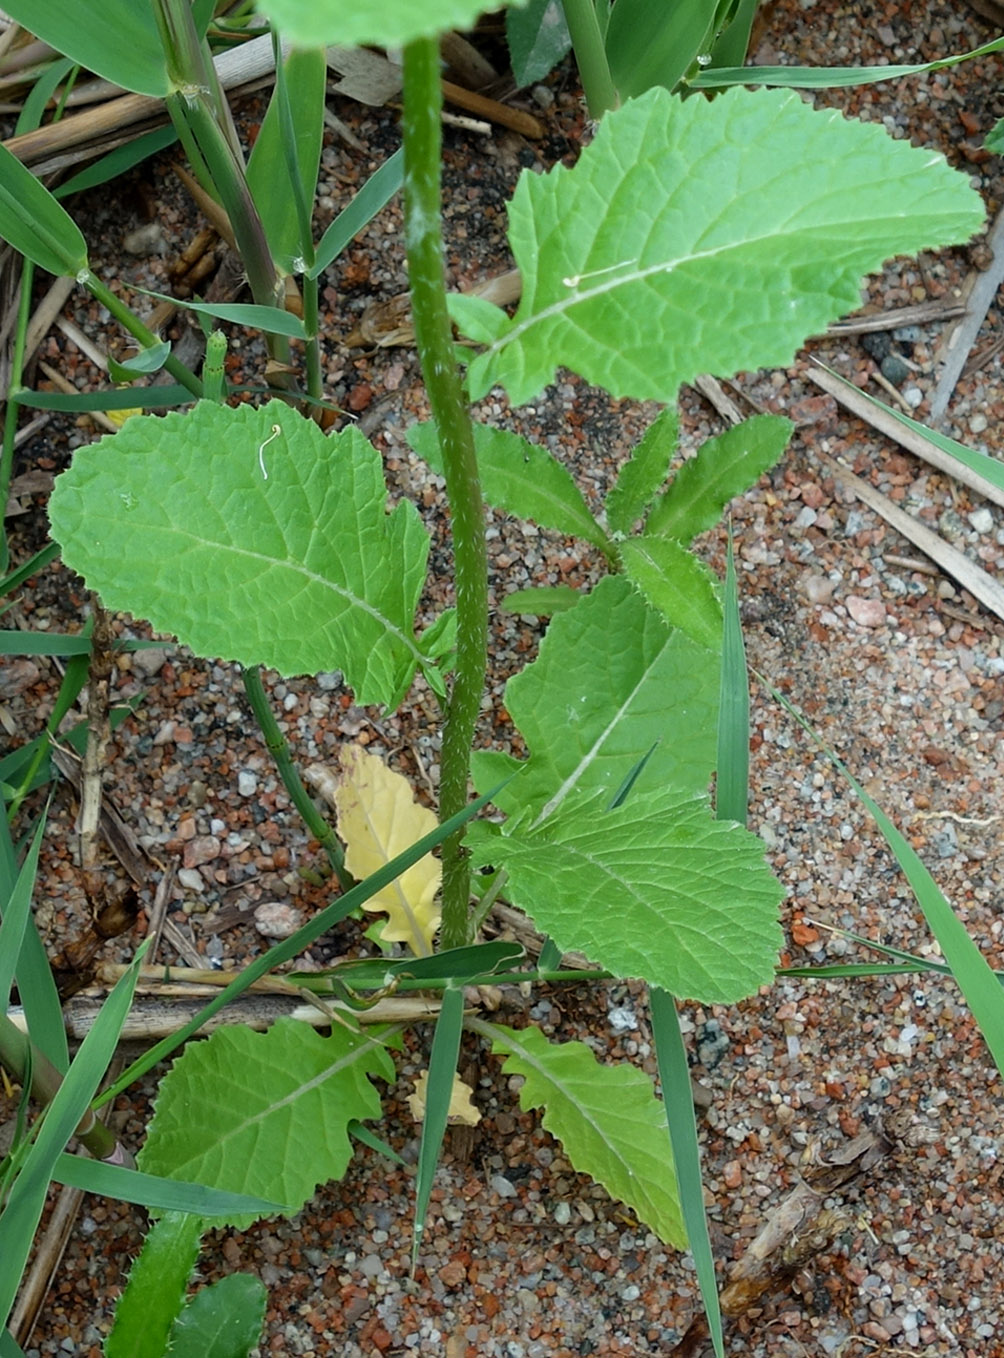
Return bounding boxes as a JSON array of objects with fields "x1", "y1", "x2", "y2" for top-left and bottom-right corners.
[
  {"x1": 48, "y1": 401, "x2": 430, "y2": 707},
  {"x1": 483, "y1": 1023, "x2": 685, "y2": 1246},
  {"x1": 470, "y1": 577, "x2": 719, "y2": 820},
  {"x1": 507, "y1": 0, "x2": 572, "y2": 88},
  {"x1": 411, "y1": 986, "x2": 465, "y2": 1266},
  {"x1": 0, "y1": 142, "x2": 88, "y2": 278},
  {"x1": 311, "y1": 149, "x2": 403, "y2": 279},
  {"x1": 467, "y1": 787, "x2": 784, "y2": 1004},
  {"x1": 463, "y1": 86, "x2": 984, "y2": 405},
  {"x1": 408, "y1": 421, "x2": 610, "y2": 552},
  {"x1": 605, "y1": 409, "x2": 678, "y2": 537},
  {"x1": 137, "y1": 1018, "x2": 394, "y2": 1229},
  {"x1": 332, "y1": 746, "x2": 442, "y2": 957},
  {"x1": 105, "y1": 1211, "x2": 204, "y2": 1358},
  {"x1": 604, "y1": 0, "x2": 717, "y2": 100},
  {"x1": 255, "y1": 0, "x2": 516, "y2": 49},
  {"x1": 645, "y1": 415, "x2": 792, "y2": 542},
  {"x1": 499, "y1": 585, "x2": 581, "y2": 616},
  {"x1": 620, "y1": 537, "x2": 722, "y2": 650},
  {"x1": 168, "y1": 1274, "x2": 267, "y2": 1358}
]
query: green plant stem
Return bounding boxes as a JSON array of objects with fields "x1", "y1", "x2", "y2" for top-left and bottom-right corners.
[
  {"x1": 302, "y1": 274, "x2": 323, "y2": 403},
  {"x1": 402, "y1": 38, "x2": 488, "y2": 951},
  {"x1": 81, "y1": 272, "x2": 202, "y2": 398},
  {"x1": 560, "y1": 0, "x2": 618, "y2": 116},
  {"x1": 0, "y1": 1012, "x2": 120, "y2": 1162},
  {"x1": 240, "y1": 667, "x2": 352, "y2": 892},
  {"x1": 0, "y1": 257, "x2": 34, "y2": 573}
]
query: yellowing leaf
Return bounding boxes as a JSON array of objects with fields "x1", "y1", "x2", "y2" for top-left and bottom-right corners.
[
  {"x1": 407, "y1": 1071, "x2": 480, "y2": 1127},
  {"x1": 330, "y1": 746, "x2": 441, "y2": 956}
]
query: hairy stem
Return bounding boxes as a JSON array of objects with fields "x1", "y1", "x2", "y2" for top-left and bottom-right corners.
[{"x1": 402, "y1": 38, "x2": 488, "y2": 950}]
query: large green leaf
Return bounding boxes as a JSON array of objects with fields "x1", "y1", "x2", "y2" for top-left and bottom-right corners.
[
  {"x1": 0, "y1": 143, "x2": 88, "y2": 278},
  {"x1": 605, "y1": 409, "x2": 677, "y2": 537},
  {"x1": 645, "y1": 415, "x2": 792, "y2": 542},
  {"x1": 48, "y1": 401, "x2": 431, "y2": 707},
  {"x1": 461, "y1": 86, "x2": 984, "y2": 406},
  {"x1": 408, "y1": 421, "x2": 610, "y2": 552},
  {"x1": 470, "y1": 576, "x2": 719, "y2": 819},
  {"x1": 138, "y1": 1019, "x2": 394, "y2": 1229},
  {"x1": 255, "y1": 0, "x2": 527, "y2": 48},
  {"x1": 485, "y1": 1023, "x2": 686, "y2": 1246},
  {"x1": 468, "y1": 788, "x2": 783, "y2": 1003},
  {"x1": 0, "y1": 0, "x2": 171, "y2": 95}
]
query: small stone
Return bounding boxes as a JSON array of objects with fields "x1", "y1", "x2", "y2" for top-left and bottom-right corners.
[
  {"x1": 123, "y1": 222, "x2": 166, "y2": 254},
  {"x1": 552, "y1": 1200, "x2": 571, "y2": 1225},
  {"x1": 903, "y1": 386, "x2": 924, "y2": 408},
  {"x1": 177, "y1": 868, "x2": 205, "y2": 893},
  {"x1": 238, "y1": 770, "x2": 258, "y2": 797},
  {"x1": 880, "y1": 354, "x2": 910, "y2": 386},
  {"x1": 802, "y1": 573, "x2": 835, "y2": 604},
  {"x1": 846, "y1": 596, "x2": 887, "y2": 628},
  {"x1": 968, "y1": 506, "x2": 993, "y2": 534},
  {"x1": 490, "y1": 1173, "x2": 518, "y2": 1198},
  {"x1": 969, "y1": 412, "x2": 989, "y2": 435},
  {"x1": 253, "y1": 901, "x2": 303, "y2": 939},
  {"x1": 183, "y1": 835, "x2": 220, "y2": 869},
  {"x1": 0, "y1": 658, "x2": 40, "y2": 697},
  {"x1": 131, "y1": 645, "x2": 170, "y2": 679}
]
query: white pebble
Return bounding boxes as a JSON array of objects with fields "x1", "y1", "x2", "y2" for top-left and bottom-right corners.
[
  {"x1": 253, "y1": 901, "x2": 303, "y2": 939},
  {"x1": 553, "y1": 1200, "x2": 571, "y2": 1225},
  {"x1": 968, "y1": 507, "x2": 993, "y2": 535},
  {"x1": 490, "y1": 1173, "x2": 518, "y2": 1198},
  {"x1": 177, "y1": 868, "x2": 205, "y2": 892},
  {"x1": 969, "y1": 412, "x2": 989, "y2": 434},
  {"x1": 238, "y1": 770, "x2": 258, "y2": 797}
]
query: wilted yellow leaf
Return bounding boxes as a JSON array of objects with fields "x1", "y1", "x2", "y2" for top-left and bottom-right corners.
[
  {"x1": 407, "y1": 1071, "x2": 480, "y2": 1127},
  {"x1": 330, "y1": 746, "x2": 441, "y2": 956},
  {"x1": 106, "y1": 403, "x2": 142, "y2": 427}
]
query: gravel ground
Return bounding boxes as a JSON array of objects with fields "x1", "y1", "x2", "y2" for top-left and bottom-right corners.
[{"x1": 4, "y1": 1, "x2": 1004, "y2": 1355}]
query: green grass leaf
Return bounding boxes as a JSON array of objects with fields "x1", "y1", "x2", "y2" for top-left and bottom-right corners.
[
  {"x1": 0, "y1": 142, "x2": 88, "y2": 278},
  {"x1": 620, "y1": 537, "x2": 722, "y2": 649},
  {"x1": 311, "y1": 150, "x2": 403, "y2": 279},
  {"x1": 482, "y1": 1022, "x2": 685, "y2": 1246},
  {"x1": 138, "y1": 1019, "x2": 394, "y2": 1229},
  {"x1": 412, "y1": 985, "x2": 465, "y2": 1266},
  {"x1": 246, "y1": 47, "x2": 326, "y2": 275},
  {"x1": 498, "y1": 585, "x2": 581, "y2": 616},
  {"x1": 715, "y1": 529, "x2": 749, "y2": 824},
  {"x1": 471, "y1": 576, "x2": 719, "y2": 820},
  {"x1": 51, "y1": 1155, "x2": 284, "y2": 1218},
  {"x1": 468, "y1": 787, "x2": 783, "y2": 1004},
  {"x1": 168, "y1": 1274, "x2": 266, "y2": 1358},
  {"x1": 0, "y1": 942, "x2": 148, "y2": 1330},
  {"x1": 605, "y1": 409, "x2": 678, "y2": 537},
  {"x1": 49, "y1": 401, "x2": 430, "y2": 707},
  {"x1": 0, "y1": 1, "x2": 172, "y2": 96},
  {"x1": 689, "y1": 35, "x2": 1004, "y2": 90},
  {"x1": 650, "y1": 989, "x2": 724, "y2": 1357},
  {"x1": 408, "y1": 421, "x2": 610, "y2": 552},
  {"x1": 645, "y1": 415, "x2": 792, "y2": 542},
  {"x1": 768, "y1": 684, "x2": 1004, "y2": 1082},
  {"x1": 464, "y1": 86, "x2": 984, "y2": 405}
]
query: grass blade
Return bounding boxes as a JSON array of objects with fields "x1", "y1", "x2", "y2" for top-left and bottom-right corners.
[
  {"x1": 715, "y1": 524, "x2": 748, "y2": 825},
  {"x1": 311, "y1": 149, "x2": 403, "y2": 278},
  {"x1": 411, "y1": 984, "x2": 465, "y2": 1269},
  {"x1": 0, "y1": 814, "x2": 46, "y2": 1007},
  {"x1": 0, "y1": 940, "x2": 149, "y2": 1330},
  {"x1": 650, "y1": 987, "x2": 724, "y2": 1358},
  {"x1": 765, "y1": 679, "x2": 1004, "y2": 1080}
]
